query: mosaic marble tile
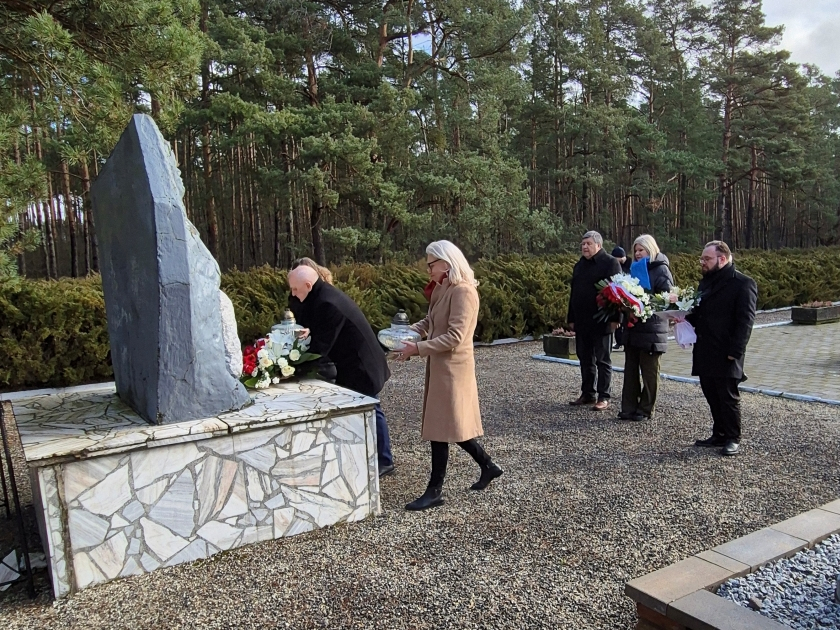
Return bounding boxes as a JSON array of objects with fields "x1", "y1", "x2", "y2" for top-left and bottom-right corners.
[
  {"x1": 131, "y1": 442, "x2": 202, "y2": 489},
  {"x1": 136, "y1": 477, "x2": 169, "y2": 506},
  {"x1": 88, "y1": 531, "x2": 128, "y2": 580},
  {"x1": 122, "y1": 500, "x2": 145, "y2": 523},
  {"x1": 13, "y1": 379, "x2": 380, "y2": 597},
  {"x1": 140, "y1": 517, "x2": 189, "y2": 561},
  {"x1": 68, "y1": 509, "x2": 110, "y2": 551},
  {"x1": 196, "y1": 521, "x2": 241, "y2": 551},
  {"x1": 148, "y1": 469, "x2": 195, "y2": 537},
  {"x1": 73, "y1": 552, "x2": 105, "y2": 590},
  {"x1": 77, "y1": 463, "x2": 132, "y2": 517}
]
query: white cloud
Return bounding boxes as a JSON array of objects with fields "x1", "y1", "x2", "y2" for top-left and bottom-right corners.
[{"x1": 763, "y1": 0, "x2": 840, "y2": 75}]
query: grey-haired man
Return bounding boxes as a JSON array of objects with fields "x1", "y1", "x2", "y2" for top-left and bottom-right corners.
[{"x1": 567, "y1": 231, "x2": 622, "y2": 410}]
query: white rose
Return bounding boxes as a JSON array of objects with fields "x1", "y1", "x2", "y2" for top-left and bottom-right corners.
[
  {"x1": 276, "y1": 357, "x2": 288, "y2": 368},
  {"x1": 257, "y1": 348, "x2": 267, "y2": 358},
  {"x1": 289, "y1": 349, "x2": 301, "y2": 361},
  {"x1": 259, "y1": 356, "x2": 273, "y2": 368},
  {"x1": 281, "y1": 365, "x2": 295, "y2": 377}
]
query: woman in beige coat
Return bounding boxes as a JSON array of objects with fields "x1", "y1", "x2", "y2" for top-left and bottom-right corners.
[{"x1": 397, "y1": 240, "x2": 503, "y2": 511}]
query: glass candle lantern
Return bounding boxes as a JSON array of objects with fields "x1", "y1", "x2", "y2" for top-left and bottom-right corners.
[
  {"x1": 271, "y1": 308, "x2": 304, "y2": 337},
  {"x1": 378, "y1": 309, "x2": 421, "y2": 351}
]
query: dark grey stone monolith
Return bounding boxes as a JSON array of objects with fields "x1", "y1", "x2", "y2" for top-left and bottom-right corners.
[{"x1": 91, "y1": 114, "x2": 249, "y2": 424}]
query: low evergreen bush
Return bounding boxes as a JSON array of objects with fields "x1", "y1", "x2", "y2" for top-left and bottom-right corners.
[{"x1": 3, "y1": 247, "x2": 840, "y2": 389}]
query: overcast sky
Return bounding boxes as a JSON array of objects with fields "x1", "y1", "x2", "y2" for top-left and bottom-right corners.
[{"x1": 761, "y1": 0, "x2": 839, "y2": 75}]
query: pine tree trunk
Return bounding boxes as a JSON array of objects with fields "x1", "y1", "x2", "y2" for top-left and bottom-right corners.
[
  {"x1": 60, "y1": 160, "x2": 80, "y2": 277},
  {"x1": 81, "y1": 159, "x2": 97, "y2": 274}
]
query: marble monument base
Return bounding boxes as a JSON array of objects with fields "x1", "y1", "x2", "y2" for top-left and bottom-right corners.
[{"x1": 1, "y1": 380, "x2": 381, "y2": 598}]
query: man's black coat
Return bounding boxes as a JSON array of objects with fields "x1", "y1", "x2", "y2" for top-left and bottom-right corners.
[
  {"x1": 567, "y1": 248, "x2": 622, "y2": 335},
  {"x1": 686, "y1": 263, "x2": 757, "y2": 380},
  {"x1": 295, "y1": 279, "x2": 390, "y2": 397}
]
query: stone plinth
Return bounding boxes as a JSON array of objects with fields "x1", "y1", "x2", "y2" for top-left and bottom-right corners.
[{"x1": 2, "y1": 381, "x2": 380, "y2": 598}]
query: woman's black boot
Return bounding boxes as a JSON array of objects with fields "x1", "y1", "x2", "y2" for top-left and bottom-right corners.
[
  {"x1": 405, "y1": 485, "x2": 444, "y2": 511},
  {"x1": 470, "y1": 463, "x2": 503, "y2": 490}
]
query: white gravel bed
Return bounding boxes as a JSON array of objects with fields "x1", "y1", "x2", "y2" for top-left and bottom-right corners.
[
  {"x1": 718, "y1": 534, "x2": 840, "y2": 629},
  {"x1": 0, "y1": 342, "x2": 838, "y2": 629}
]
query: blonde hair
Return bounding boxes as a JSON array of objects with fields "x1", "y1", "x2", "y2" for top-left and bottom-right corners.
[
  {"x1": 425, "y1": 240, "x2": 478, "y2": 286},
  {"x1": 292, "y1": 257, "x2": 333, "y2": 285},
  {"x1": 633, "y1": 234, "x2": 661, "y2": 261}
]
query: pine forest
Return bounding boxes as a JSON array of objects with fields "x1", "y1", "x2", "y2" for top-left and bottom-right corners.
[{"x1": 2, "y1": 0, "x2": 839, "y2": 278}]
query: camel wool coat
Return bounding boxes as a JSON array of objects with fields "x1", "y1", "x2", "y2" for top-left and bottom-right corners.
[{"x1": 412, "y1": 280, "x2": 483, "y2": 443}]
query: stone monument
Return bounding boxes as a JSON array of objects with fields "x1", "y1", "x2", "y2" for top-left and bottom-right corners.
[{"x1": 91, "y1": 114, "x2": 249, "y2": 424}]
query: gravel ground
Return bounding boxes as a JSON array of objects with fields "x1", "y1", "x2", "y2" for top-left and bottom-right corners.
[
  {"x1": 718, "y1": 533, "x2": 840, "y2": 629},
  {"x1": 1, "y1": 341, "x2": 839, "y2": 629},
  {"x1": 754, "y1": 308, "x2": 792, "y2": 326}
]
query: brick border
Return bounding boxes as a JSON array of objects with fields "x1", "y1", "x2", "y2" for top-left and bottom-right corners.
[{"x1": 625, "y1": 499, "x2": 840, "y2": 629}]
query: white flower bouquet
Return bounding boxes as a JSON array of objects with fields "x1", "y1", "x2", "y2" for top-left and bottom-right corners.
[{"x1": 241, "y1": 330, "x2": 320, "y2": 389}]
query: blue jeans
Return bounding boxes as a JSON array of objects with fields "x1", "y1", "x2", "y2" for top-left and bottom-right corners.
[{"x1": 374, "y1": 402, "x2": 393, "y2": 467}]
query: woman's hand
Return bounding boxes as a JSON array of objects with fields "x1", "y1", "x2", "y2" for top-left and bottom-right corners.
[{"x1": 396, "y1": 341, "x2": 419, "y2": 362}]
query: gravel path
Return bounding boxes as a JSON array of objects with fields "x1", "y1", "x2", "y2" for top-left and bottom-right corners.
[
  {"x1": 1, "y1": 341, "x2": 839, "y2": 629},
  {"x1": 718, "y1": 533, "x2": 840, "y2": 629}
]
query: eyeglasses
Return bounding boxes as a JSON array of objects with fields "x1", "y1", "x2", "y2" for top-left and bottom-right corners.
[
  {"x1": 427, "y1": 258, "x2": 442, "y2": 270},
  {"x1": 699, "y1": 256, "x2": 722, "y2": 262}
]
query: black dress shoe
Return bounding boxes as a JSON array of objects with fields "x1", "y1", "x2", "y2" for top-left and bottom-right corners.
[
  {"x1": 405, "y1": 485, "x2": 444, "y2": 511},
  {"x1": 694, "y1": 436, "x2": 726, "y2": 447},
  {"x1": 471, "y1": 463, "x2": 503, "y2": 490},
  {"x1": 721, "y1": 441, "x2": 740, "y2": 456},
  {"x1": 617, "y1": 411, "x2": 635, "y2": 420},
  {"x1": 630, "y1": 413, "x2": 649, "y2": 422},
  {"x1": 378, "y1": 464, "x2": 395, "y2": 478}
]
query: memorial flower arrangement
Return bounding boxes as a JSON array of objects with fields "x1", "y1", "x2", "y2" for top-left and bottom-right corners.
[
  {"x1": 594, "y1": 273, "x2": 653, "y2": 326},
  {"x1": 649, "y1": 286, "x2": 702, "y2": 348},
  {"x1": 241, "y1": 330, "x2": 320, "y2": 389},
  {"x1": 651, "y1": 286, "x2": 701, "y2": 313}
]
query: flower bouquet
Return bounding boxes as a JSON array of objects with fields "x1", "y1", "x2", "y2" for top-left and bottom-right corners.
[
  {"x1": 650, "y1": 286, "x2": 701, "y2": 318},
  {"x1": 241, "y1": 329, "x2": 320, "y2": 389},
  {"x1": 594, "y1": 273, "x2": 653, "y2": 327},
  {"x1": 650, "y1": 286, "x2": 701, "y2": 348}
]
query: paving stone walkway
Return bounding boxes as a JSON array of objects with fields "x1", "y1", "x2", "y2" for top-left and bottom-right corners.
[{"x1": 632, "y1": 322, "x2": 840, "y2": 402}]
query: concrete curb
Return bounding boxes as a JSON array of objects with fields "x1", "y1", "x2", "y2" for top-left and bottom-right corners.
[{"x1": 531, "y1": 353, "x2": 840, "y2": 406}]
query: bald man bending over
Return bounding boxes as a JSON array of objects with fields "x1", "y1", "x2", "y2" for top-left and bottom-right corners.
[{"x1": 288, "y1": 266, "x2": 395, "y2": 477}]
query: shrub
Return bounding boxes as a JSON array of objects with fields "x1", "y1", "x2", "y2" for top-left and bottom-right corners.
[{"x1": 4, "y1": 247, "x2": 840, "y2": 390}]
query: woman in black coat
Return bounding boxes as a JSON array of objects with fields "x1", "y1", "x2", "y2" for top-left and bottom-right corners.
[{"x1": 619, "y1": 234, "x2": 674, "y2": 421}]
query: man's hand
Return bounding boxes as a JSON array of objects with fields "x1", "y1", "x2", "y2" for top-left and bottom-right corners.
[
  {"x1": 297, "y1": 327, "x2": 310, "y2": 340},
  {"x1": 727, "y1": 356, "x2": 735, "y2": 360},
  {"x1": 609, "y1": 322, "x2": 619, "y2": 332},
  {"x1": 567, "y1": 323, "x2": 574, "y2": 332}
]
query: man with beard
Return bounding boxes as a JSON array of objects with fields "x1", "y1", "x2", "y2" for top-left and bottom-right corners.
[{"x1": 686, "y1": 241, "x2": 757, "y2": 456}]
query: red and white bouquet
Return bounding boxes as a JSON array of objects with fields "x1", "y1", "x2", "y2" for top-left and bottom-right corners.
[
  {"x1": 594, "y1": 273, "x2": 653, "y2": 327},
  {"x1": 241, "y1": 330, "x2": 320, "y2": 389}
]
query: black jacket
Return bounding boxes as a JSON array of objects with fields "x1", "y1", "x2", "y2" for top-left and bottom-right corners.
[
  {"x1": 625, "y1": 253, "x2": 674, "y2": 353},
  {"x1": 294, "y1": 280, "x2": 390, "y2": 397},
  {"x1": 568, "y1": 248, "x2": 622, "y2": 335},
  {"x1": 686, "y1": 263, "x2": 757, "y2": 380}
]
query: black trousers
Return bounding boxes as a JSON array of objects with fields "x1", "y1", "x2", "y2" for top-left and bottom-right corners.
[
  {"x1": 576, "y1": 330, "x2": 613, "y2": 401},
  {"x1": 699, "y1": 376, "x2": 742, "y2": 442},
  {"x1": 429, "y1": 440, "x2": 491, "y2": 488}
]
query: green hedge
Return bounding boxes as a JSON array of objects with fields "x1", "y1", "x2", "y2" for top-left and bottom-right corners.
[{"x1": 3, "y1": 247, "x2": 840, "y2": 390}]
